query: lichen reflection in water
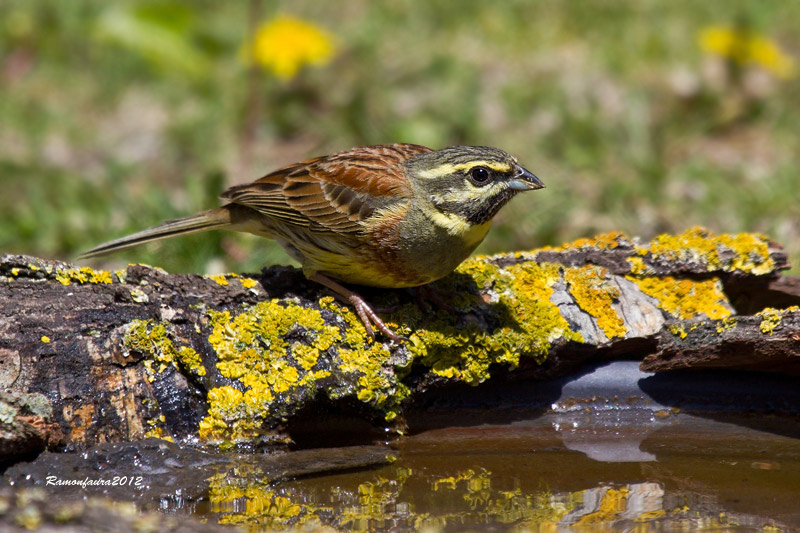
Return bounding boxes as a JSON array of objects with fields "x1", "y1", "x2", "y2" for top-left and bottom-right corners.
[{"x1": 204, "y1": 465, "x2": 784, "y2": 531}]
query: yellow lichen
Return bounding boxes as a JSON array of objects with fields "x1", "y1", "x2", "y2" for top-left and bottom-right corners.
[
  {"x1": 240, "y1": 277, "x2": 259, "y2": 289},
  {"x1": 667, "y1": 323, "x2": 688, "y2": 339},
  {"x1": 208, "y1": 274, "x2": 229, "y2": 286},
  {"x1": 40, "y1": 336, "x2": 51, "y2": 343},
  {"x1": 177, "y1": 346, "x2": 206, "y2": 376},
  {"x1": 628, "y1": 276, "x2": 731, "y2": 320},
  {"x1": 54, "y1": 266, "x2": 115, "y2": 285},
  {"x1": 547, "y1": 227, "x2": 777, "y2": 278},
  {"x1": 638, "y1": 227, "x2": 775, "y2": 276},
  {"x1": 627, "y1": 255, "x2": 648, "y2": 275},
  {"x1": 565, "y1": 265, "x2": 627, "y2": 340},
  {"x1": 340, "y1": 343, "x2": 395, "y2": 407},
  {"x1": 144, "y1": 416, "x2": 173, "y2": 441},
  {"x1": 207, "y1": 472, "x2": 327, "y2": 528},
  {"x1": 188, "y1": 228, "x2": 781, "y2": 444},
  {"x1": 199, "y1": 386, "x2": 257, "y2": 447},
  {"x1": 206, "y1": 272, "x2": 260, "y2": 290},
  {"x1": 758, "y1": 308, "x2": 782, "y2": 335},
  {"x1": 143, "y1": 428, "x2": 174, "y2": 441},
  {"x1": 292, "y1": 343, "x2": 320, "y2": 371},
  {"x1": 576, "y1": 487, "x2": 630, "y2": 525},
  {"x1": 200, "y1": 300, "x2": 344, "y2": 444},
  {"x1": 319, "y1": 296, "x2": 373, "y2": 346}
]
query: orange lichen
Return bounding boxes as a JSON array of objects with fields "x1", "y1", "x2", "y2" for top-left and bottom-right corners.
[
  {"x1": 565, "y1": 265, "x2": 627, "y2": 340},
  {"x1": 543, "y1": 231, "x2": 632, "y2": 253}
]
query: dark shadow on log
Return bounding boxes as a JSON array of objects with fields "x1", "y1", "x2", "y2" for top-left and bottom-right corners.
[
  {"x1": 286, "y1": 399, "x2": 390, "y2": 449},
  {"x1": 723, "y1": 274, "x2": 800, "y2": 315}
]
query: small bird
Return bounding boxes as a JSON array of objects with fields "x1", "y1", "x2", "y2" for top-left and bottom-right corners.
[{"x1": 82, "y1": 144, "x2": 544, "y2": 341}]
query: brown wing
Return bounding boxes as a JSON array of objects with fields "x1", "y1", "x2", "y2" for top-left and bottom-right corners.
[{"x1": 221, "y1": 144, "x2": 431, "y2": 233}]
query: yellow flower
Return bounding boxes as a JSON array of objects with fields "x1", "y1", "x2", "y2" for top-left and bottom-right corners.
[
  {"x1": 699, "y1": 25, "x2": 797, "y2": 79},
  {"x1": 248, "y1": 14, "x2": 335, "y2": 81}
]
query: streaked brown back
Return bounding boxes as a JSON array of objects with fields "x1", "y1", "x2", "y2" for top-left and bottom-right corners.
[{"x1": 221, "y1": 144, "x2": 430, "y2": 233}]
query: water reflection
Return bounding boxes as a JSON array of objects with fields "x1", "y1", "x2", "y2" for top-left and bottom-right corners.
[
  {"x1": 203, "y1": 413, "x2": 800, "y2": 531},
  {"x1": 5, "y1": 362, "x2": 797, "y2": 531}
]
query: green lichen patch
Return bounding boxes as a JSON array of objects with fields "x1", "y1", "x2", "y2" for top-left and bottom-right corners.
[
  {"x1": 715, "y1": 316, "x2": 739, "y2": 334},
  {"x1": 124, "y1": 319, "x2": 207, "y2": 377},
  {"x1": 403, "y1": 260, "x2": 584, "y2": 385},
  {"x1": 757, "y1": 305, "x2": 800, "y2": 335},
  {"x1": 627, "y1": 276, "x2": 732, "y2": 321}
]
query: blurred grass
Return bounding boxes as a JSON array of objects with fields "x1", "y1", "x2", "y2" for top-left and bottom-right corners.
[{"x1": 1, "y1": 0, "x2": 798, "y2": 275}]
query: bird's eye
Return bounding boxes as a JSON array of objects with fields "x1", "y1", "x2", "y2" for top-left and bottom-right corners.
[{"x1": 468, "y1": 166, "x2": 492, "y2": 186}]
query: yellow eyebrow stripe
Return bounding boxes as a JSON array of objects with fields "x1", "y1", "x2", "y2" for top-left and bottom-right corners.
[{"x1": 417, "y1": 161, "x2": 513, "y2": 179}]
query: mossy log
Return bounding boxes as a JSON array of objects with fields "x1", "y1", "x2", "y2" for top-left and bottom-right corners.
[{"x1": 1, "y1": 227, "x2": 798, "y2": 456}]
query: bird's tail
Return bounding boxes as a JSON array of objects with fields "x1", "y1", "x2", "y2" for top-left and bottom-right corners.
[{"x1": 80, "y1": 207, "x2": 236, "y2": 258}]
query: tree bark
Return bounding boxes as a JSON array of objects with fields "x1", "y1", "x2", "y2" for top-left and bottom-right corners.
[{"x1": 1, "y1": 227, "x2": 798, "y2": 456}]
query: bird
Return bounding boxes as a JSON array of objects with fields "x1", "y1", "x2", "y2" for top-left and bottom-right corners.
[{"x1": 82, "y1": 144, "x2": 544, "y2": 341}]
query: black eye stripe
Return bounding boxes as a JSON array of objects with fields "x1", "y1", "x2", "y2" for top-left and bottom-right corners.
[{"x1": 436, "y1": 187, "x2": 517, "y2": 225}]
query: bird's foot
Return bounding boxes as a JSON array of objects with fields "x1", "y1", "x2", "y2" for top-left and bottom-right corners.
[{"x1": 309, "y1": 272, "x2": 402, "y2": 343}]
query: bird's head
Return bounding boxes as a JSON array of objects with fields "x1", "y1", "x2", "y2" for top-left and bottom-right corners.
[{"x1": 405, "y1": 145, "x2": 544, "y2": 228}]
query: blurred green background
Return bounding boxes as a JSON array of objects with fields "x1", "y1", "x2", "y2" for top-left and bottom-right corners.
[{"x1": 1, "y1": 0, "x2": 798, "y2": 274}]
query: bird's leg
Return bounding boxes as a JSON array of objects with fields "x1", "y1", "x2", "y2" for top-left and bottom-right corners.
[{"x1": 308, "y1": 272, "x2": 401, "y2": 343}]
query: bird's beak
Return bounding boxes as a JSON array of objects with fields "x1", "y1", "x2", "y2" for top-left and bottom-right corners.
[{"x1": 508, "y1": 166, "x2": 545, "y2": 191}]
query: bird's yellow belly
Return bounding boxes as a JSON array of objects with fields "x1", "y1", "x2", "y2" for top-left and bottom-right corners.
[{"x1": 251, "y1": 213, "x2": 492, "y2": 289}]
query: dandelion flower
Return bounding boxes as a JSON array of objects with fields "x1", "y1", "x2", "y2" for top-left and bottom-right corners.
[
  {"x1": 248, "y1": 14, "x2": 335, "y2": 81},
  {"x1": 699, "y1": 25, "x2": 797, "y2": 79}
]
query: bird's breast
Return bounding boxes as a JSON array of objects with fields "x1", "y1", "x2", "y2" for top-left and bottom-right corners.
[{"x1": 355, "y1": 204, "x2": 492, "y2": 287}]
